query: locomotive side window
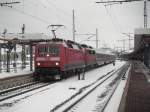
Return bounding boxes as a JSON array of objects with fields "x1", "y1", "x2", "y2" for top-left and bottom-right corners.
[
  {"x1": 92, "y1": 50, "x2": 96, "y2": 54},
  {"x1": 87, "y1": 50, "x2": 95, "y2": 54},
  {"x1": 72, "y1": 44, "x2": 80, "y2": 50}
]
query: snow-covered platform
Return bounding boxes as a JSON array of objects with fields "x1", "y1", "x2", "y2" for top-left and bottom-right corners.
[
  {"x1": 0, "y1": 69, "x2": 33, "y2": 80},
  {"x1": 0, "y1": 69, "x2": 33, "y2": 90}
]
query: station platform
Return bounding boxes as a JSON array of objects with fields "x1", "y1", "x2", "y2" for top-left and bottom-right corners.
[
  {"x1": 0, "y1": 69, "x2": 33, "y2": 80},
  {"x1": 0, "y1": 69, "x2": 33, "y2": 90},
  {"x1": 120, "y1": 61, "x2": 150, "y2": 112}
]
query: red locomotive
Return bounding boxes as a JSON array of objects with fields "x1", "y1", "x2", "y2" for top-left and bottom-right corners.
[{"x1": 34, "y1": 38, "x2": 115, "y2": 80}]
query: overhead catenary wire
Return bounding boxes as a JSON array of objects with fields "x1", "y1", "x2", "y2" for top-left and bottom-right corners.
[
  {"x1": 46, "y1": 0, "x2": 72, "y2": 17},
  {"x1": 11, "y1": 7, "x2": 52, "y2": 24},
  {"x1": 36, "y1": 0, "x2": 72, "y2": 24},
  {"x1": 104, "y1": 5, "x2": 121, "y2": 34},
  {"x1": 110, "y1": 6, "x2": 123, "y2": 34},
  {"x1": 37, "y1": 0, "x2": 73, "y2": 24},
  {"x1": 1, "y1": 0, "x2": 73, "y2": 27},
  {"x1": 98, "y1": 0, "x2": 134, "y2": 48},
  {"x1": 1, "y1": 0, "x2": 53, "y2": 25},
  {"x1": 0, "y1": 0, "x2": 74, "y2": 39},
  {"x1": 34, "y1": 0, "x2": 73, "y2": 37}
]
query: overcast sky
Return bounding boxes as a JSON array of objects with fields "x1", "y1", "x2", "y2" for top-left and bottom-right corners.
[{"x1": 0, "y1": 0, "x2": 150, "y2": 49}]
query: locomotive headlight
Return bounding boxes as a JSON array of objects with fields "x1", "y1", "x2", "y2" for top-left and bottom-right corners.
[
  {"x1": 55, "y1": 62, "x2": 59, "y2": 66},
  {"x1": 47, "y1": 54, "x2": 49, "y2": 57},
  {"x1": 37, "y1": 62, "x2": 40, "y2": 66}
]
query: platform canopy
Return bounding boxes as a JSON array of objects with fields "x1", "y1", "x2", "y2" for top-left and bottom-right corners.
[
  {"x1": 135, "y1": 28, "x2": 150, "y2": 35},
  {"x1": 0, "y1": 33, "x2": 51, "y2": 45},
  {"x1": 3, "y1": 33, "x2": 50, "y2": 40}
]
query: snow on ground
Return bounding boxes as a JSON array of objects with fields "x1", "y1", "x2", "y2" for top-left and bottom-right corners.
[
  {"x1": 104, "y1": 64, "x2": 131, "y2": 112},
  {"x1": 67, "y1": 69, "x2": 120, "y2": 112},
  {"x1": 67, "y1": 61, "x2": 128, "y2": 112},
  {"x1": 0, "y1": 60, "x2": 126, "y2": 112}
]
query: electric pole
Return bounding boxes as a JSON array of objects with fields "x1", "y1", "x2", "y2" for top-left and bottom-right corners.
[
  {"x1": 76, "y1": 28, "x2": 100, "y2": 48},
  {"x1": 96, "y1": 28, "x2": 98, "y2": 49},
  {"x1": 3, "y1": 29, "x2": 7, "y2": 67},
  {"x1": 73, "y1": 10, "x2": 76, "y2": 42},
  {"x1": 22, "y1": 24, "x2": 26, "y2": 70},
  {"x1": 144, "y1": 0, "x2": 147, "y2": 28}
]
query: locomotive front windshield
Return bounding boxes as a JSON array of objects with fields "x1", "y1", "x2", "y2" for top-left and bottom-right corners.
[
  {"x1": 38, "y1": 45, "x2": 59, "y2": 55},
  {"x1": 38, "y1": 46, "x2": 46, "y2": 53},
  {"x1": 48, "y1": 46, "x2": 59, "y2": 54}
]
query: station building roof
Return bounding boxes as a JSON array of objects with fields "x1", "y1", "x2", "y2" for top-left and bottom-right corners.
[
  {"x1": 119, "y1": 28, "x2": 150, "y2": 60},
  {"x1": 134, "y1": 28, "x2": 150, "y2": 52}
]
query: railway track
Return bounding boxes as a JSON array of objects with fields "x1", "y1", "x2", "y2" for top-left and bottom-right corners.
[
  {"x1": 0, "y1": 81, "x2": 53, "y2": 102},
  {"x1": 100, "y1": 64, "x2": 129, "y2": 112},
  {"x1": 0, "y1": 73, "x2": 34, "y2": 91},
  {"x1": 0, "y1": 63, "x2": 116, "y2": 103},
  {"x1": 50, "y1": 64, "x2": 129, "y2": 112}
]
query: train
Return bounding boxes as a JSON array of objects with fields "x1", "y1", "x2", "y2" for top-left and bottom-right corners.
[{"x1": 34, "y1": 38, "x2": 116, "y2": 80}]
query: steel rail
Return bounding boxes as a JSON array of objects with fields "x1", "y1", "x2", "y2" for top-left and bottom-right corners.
[
  {"x1": 50, "y1": 64, "x2": 128, "y2": 112},
  {"x1": 0, "y1": 82, "x2": 53, "y2": 102},
  {"x1": 101, "y1": 64, "x2": 130, "y2": 112}
]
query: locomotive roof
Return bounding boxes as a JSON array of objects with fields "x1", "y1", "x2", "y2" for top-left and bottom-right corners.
[
  {"x1": 36, "y1": 38, "x2": 96, "y2": 51},
  {"x1": 81, "y1": 44, "x2": 93, "y2": 49}
]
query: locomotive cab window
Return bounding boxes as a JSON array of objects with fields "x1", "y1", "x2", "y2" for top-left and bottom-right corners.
[
  {"x1": 48, "y1": 46, "x2": 59, "y2": 55},
  {"x1": 38, "y1": 45, "x2": 59, "y2": 55},
  {"x1": 38, "y1": 46, "x2": 47, "y2": 53}
]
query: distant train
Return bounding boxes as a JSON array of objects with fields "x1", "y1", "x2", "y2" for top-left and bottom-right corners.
[{"x1": 34, "y1": 38, "x2": 116, "y2": 80}]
